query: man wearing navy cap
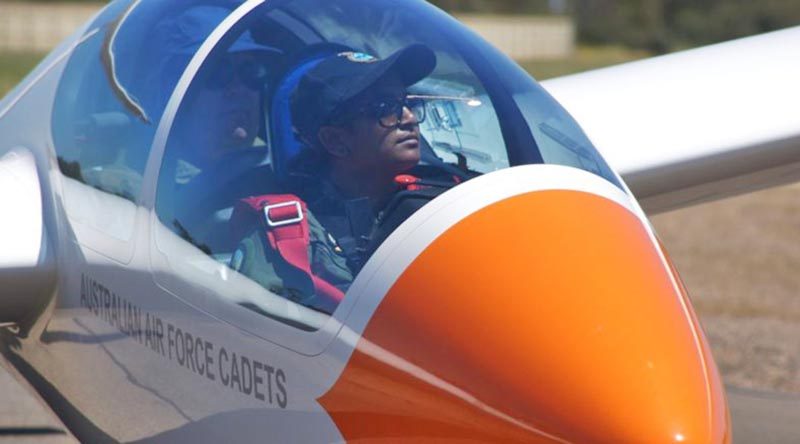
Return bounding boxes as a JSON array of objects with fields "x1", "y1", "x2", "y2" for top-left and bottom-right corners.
[
  {"x1": 155, "y1": 5, "x2": 283, "y2": 256},
  {"x1": 291, "y1": 44, "x2": 435, "y2": 210},
  {"x1": 231, "y1": 45, "x2": 436, "y2": 313}
]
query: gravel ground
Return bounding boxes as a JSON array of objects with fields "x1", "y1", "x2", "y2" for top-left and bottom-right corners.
[{"x1": 652, "y1": 183, "x2": 800, "y2": 393}]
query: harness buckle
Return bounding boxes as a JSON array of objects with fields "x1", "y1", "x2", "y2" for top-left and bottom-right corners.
[{"x1": 264, "y1": 201, "x2": 304, "y2": 227}]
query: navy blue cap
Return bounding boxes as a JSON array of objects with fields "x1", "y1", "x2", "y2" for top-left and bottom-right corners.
[
  {"x1": 290, "y1": 44, "x2": 436, "y2": 139},
  {"x1": 159, "y1": 5, "x2": 282, "y2": 57}
]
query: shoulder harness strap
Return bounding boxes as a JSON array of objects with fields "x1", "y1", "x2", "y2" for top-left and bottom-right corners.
[{"x1": 232, "y1": 194, "x2": 344, "y2": 312}]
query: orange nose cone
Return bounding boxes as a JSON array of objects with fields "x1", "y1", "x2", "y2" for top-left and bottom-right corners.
[{"x1": 321, "y1": 190, "x2": 730, "y2": 443}]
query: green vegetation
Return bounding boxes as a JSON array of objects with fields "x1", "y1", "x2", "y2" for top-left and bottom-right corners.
[
  {"x1": 521, "y1": 45, "x2": 651, "y2": 80},
  {"x1": 0, "y1": 51, "x2": 46, "y2": 98},
  {"x1": 10, "y1": 0, "x2": 800, "y2": 52},
  {"x1": 574, "y1": 0, "x2": 800, "y2": 53},
  {"x1": 0, "y1": 45, "x2": 648, "y2": 99},
  {"x1": 432, "y1": 0, "x2": 800, "y2": 53},
  {"x1": 429, "y1": 0, "x2": 561, "y2": 14}
]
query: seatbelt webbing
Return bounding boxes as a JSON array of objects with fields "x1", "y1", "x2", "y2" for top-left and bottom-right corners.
[{"x1": 240, "y1": 195, "x2": 345, "y2": 309}]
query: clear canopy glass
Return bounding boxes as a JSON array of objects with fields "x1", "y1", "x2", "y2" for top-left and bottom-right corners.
[{"x1": 130, "y1": 0, "x2": 623, "y2": 329}]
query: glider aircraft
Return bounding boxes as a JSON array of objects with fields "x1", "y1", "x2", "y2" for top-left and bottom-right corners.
[{"x1": 1, "y1": 0, "x2": 799, "y2": 442}]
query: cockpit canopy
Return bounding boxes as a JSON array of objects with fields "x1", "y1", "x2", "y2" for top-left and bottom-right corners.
[{"x1": 52, "y1": 0, "x2": 623, "y2": 329}]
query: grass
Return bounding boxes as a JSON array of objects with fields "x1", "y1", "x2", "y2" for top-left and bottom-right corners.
[
  {"x1": 520, "y1": 45, "x2": 653, "y2": 80},
  {"x1": 0, "y1": 51, "x2": 47, "y2": 99},
  {"x1": 0, "y1": 45, "x2": 649, "y2": 99}
]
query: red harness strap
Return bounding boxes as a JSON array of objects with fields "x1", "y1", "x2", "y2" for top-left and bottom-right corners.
[{"x1": 232, "y1": 195, "x2": 344, "y2": 311}]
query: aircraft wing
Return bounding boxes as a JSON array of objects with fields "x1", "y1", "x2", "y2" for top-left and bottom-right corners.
[{"x1": 541, "y1": 26, "x2": 800, "y2": 214}]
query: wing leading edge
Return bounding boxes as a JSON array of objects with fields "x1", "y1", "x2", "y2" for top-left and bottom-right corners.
[{"x1": 542, "y1": 26, "x2": 800, "y2": 214}]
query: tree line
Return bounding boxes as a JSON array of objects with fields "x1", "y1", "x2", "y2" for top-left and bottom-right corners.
[
  {"x1": 19, "y1": 0, "x2": 800, "y2": 52},
  {"x1": 573, "y1": 0, "x2": 800, "y2": 52},
  {"x1": 430, "y1": 0, "x2": 800, "y2": 52}
]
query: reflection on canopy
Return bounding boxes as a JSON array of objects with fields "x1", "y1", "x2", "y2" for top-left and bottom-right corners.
[
  {"x1": 144, "y1": 0, "x2": 624, "y2": 330},
  {"x1": 102, "y1": 0, "x2": 150, "y2": 123}
]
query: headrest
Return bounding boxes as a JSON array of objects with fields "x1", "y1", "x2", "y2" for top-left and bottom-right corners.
[{"x1": 269, "y1": 45, "x2": 349, "y2": 180}]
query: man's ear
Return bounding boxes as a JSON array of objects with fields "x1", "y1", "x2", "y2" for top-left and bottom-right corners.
[{"x1": 317, "y1": 126, "x2": 352, "y2": 158}]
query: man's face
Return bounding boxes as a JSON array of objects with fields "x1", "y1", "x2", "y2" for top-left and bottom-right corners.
[
  {"x1": 338, "y1": 76, "x2": 422, "y2": 176},
  {"x1": 188, "y1": 51, "x2": 265, "y2": 163}
]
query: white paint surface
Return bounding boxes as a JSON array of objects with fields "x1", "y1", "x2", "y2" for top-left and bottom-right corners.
[
  {"x1": 542, "y1": 26, "x2": 800, "y2": 211},
  {"x1": 0, "y1": 148, "x2": 42, "y2": 267}
]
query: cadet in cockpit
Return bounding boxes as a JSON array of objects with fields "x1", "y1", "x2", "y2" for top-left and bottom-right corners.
[
  {"x1": 230, "y1": 44, "x2": 436, "y2": 314},
  {"x1": 161, "y1": 6, "x2": 282, "y2": 184},
  {"x1": 155, "y1": 5, "x2": 282, "y2": 254}
]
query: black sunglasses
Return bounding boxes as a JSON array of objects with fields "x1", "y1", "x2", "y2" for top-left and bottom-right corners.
[
  {"x1": 205, "y1": 58, "x2": 269, "y2": 91},
  {"x1": 361, "y1": 95, "x2": 427, "y2": 128}
]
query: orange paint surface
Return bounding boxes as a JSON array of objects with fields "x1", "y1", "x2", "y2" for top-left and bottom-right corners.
[
  {"x1": 321, "y1": 190, "x2": 729, "y2": 443},
  {"x1": 660, "y1": 243, "x2": 732, "y2": 444}
]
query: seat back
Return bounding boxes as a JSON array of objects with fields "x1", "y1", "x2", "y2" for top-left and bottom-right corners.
[{"x1": 269, "y1": 46, "x2": 346, "y2": 180}]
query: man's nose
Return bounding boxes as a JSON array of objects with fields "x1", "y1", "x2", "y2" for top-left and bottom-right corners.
[
  {"x1": 399, "y1": 104, "x2": 418, "y2": 127},
  {"x1": 225, "y1": 76, "x2": 249, "y2": 96}
]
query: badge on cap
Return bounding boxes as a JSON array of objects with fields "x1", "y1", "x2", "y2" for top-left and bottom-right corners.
[{"x1": 339, "y1": 51, "x2": 378, "y2": 63}]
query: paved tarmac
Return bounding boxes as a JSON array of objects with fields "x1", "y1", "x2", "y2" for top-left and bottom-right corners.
[
  {"x1": 0, "y1": 353, "x2": 78, "y2": 444},
  {"x1": 2, "y1": 346, "x2": 800, "y2": 443},
  {"x1": 728, "y1": 385, "x2": 800, "y2": 444}
]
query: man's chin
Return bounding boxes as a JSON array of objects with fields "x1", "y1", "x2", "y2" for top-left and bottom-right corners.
[
  {"x1": 395, "y1": 157, "x2": 421, "y2": 175},
  {"x1": 224, "y1": 128, "x2": 256, "y2": 149},
  {"x1": 231, "y1": 126, "x2": 249, "y2": 141}
]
